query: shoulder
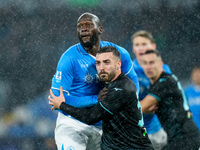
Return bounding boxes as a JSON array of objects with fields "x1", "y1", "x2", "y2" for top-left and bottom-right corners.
[
  {"x1": 156, "y1": 73, "x2": 178, "y2": 89},
  {"x1": 162, "y1": 72, "x2": 174, "y2": 81},
  {"x1": 118, "y1": 74, "x2": 137, "y2": 93},
  {"x1": 163, "y1": 64, "x2": 172, "y2": 74},
  {"x1": 62, "y1": 44, "x2": 78, "y2": 56},
  {"x1": 102, "y1": 41, "x2": 129, "y2": 55},
  {"x1": 59, "y1": 44, "x2": 79, "y2": 61},
  {"x1": 152, "y1": 72, "x2": 172, "y2": 88},
  {"x1": 57, "y1": 45, "x2": 79, "y2": 66},
  {"x1": 184, "y1": 85, "x2": 194, "y2": 92}
]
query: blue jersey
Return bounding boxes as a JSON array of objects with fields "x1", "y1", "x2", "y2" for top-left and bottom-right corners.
[
  {"x1": 133, "y1": 59, "x2": 171, "y2": 134},
  {"x1": 51, "y1": 41, "x2": 139, "y2": 123},
  {"x1": 184, "y1": 85, "x2": 200, "y2": 131}
]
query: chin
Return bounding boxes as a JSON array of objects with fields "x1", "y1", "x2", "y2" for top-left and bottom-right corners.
[
  {"x1": 100, "y1": 77, "x2": 109, "y2": 82},
  {"x1": 146, "y1": 75, "x2": 152, "y2": 79}
]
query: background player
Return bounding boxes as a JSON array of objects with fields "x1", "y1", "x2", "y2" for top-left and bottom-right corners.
[
  {"x1": 184, "y1": 65, "x2": 200, "y2": 132},
  {"x1": 51, "y1": 12, "x2": 139, "y2": 150},
  {"x1": 140, "y1": 50, "x2": 200, "y2": 150},
  {"x1": 131, "y1": 30, "x2": 170, "y2": 149}
]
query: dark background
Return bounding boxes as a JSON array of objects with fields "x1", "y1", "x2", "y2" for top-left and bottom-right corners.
[{"x1": 0, "y1": 0, "x2": 199, "y2": 149}]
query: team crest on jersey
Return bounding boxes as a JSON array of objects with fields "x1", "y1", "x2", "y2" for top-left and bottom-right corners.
[
  {"x1": 83, "y1": 73, "x2": 94, "y2": 84},
  {"x1": 55, "y1": 71, "x2": 62, "y2": 83}
]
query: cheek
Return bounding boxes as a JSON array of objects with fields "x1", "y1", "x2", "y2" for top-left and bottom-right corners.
[{"x1": 96, "y1": 66, "x2": 100, "y2": 72}]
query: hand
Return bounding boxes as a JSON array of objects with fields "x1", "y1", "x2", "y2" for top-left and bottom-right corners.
[
  {"x1": 97, "y1": 87, "x2": 108, "y2": 102},
  {"x1": 147, "y1": 104, "x2": 158, "y2": 113},
  {"x1": 48, "y1": 86, "x2": 65, "y2": 110}
]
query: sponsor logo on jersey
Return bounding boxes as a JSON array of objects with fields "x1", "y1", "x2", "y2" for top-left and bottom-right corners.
[
  {"x1": 114, "y1": 88, "x2": 122, "y2": 91},
  {"x1": 81, "y1": 64, "x2": 88, "y2": 68},
  {"x1": 77, "y1": 59, "x2": 88, "y2": 68}
]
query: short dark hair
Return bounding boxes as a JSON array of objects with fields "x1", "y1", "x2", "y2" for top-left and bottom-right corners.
[
  {"x1": 143, "y1": 50, "x2": 162, "y2": 58},
  {"x1": 97, "y1": 46, "x2": 121, "y2": 59},
  {"x1": 192, "y1": 65, "x2": 200, "y2": 71}
]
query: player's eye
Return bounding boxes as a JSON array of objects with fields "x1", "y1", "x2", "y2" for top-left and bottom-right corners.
[
  {"x1": 87, "y1": 23, "x2": 93, "y2": 28},
  {"x1": 77, "y1": 25, "x2": 82, "y2": 29},
  {"x1": 142, "y1": 43, "x2": 147, "y2": 46},
  {"x1": 104, "y1": 60, "x2": 110, "y2": 64}
]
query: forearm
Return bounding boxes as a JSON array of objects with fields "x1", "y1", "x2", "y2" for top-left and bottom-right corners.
[
  {"x1": 52, "y1": 88, "x2": 98, "y2": 108},
  {"x1": 59, "y1": 102, "x2": 109, "y2": 125}
]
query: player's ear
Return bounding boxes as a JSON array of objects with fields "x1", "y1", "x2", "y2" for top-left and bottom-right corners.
[
  {"x1": 98, "y1": 26, "x2": 103, "y2": 34},
  {"x1": 152, "y1": 43, "x2": 156, "y2": 50},
  {"x1": 117, "y1": 60, "x2": 121, "y2": 70}
]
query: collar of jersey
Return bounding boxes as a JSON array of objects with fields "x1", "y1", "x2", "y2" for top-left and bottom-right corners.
[
  {"x1": 77, "y1": 43, "x2": 89, "y2": 55},
  {"x1": 77, "y1": 41, "x2": 105, "y2": 55}
]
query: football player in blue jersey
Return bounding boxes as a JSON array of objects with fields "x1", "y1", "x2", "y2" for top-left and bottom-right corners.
[
  {"x1": 50, "y1": 12, "x2": 139, "y2": 150},
  {"x1": 184, "y1": 66, "x2": 200, "y2": 132},
  {"x1": 131, "y1": 30, "x2": 171, "y2": 150}
]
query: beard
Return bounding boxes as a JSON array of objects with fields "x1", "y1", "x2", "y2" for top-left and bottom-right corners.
[
  {"x1": 99, "y1": 71, "x2": 116, "y2": 82},
  {"x1": 79, "y1": 32, "x2": 99, "y2": 50}
]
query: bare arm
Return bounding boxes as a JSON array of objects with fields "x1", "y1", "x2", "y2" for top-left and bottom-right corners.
[{"x1": 140, "y1": 95, "x2": 159, "y2": 114}]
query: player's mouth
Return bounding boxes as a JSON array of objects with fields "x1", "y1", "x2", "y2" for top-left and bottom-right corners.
[
  {"x1": 146, "y1": 71, "x2": 153, "y2": 76},
  {"x1": 139, "y1": 52, "x2": 144, "y2": 56},
  {"x1": 81, "y1": 34, "x2": 90, "y2": 39},
  {"x1": 99, "y1": 72, "x2": 108, "y2": 76}
]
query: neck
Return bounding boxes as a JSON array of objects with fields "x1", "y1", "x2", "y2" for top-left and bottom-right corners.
[
  {"x1": 84, "y1": 38, "x2": 101, "y2": 56},
  {"x1": 150, "y1": 70, "x2": 163, "y2": 84},
  {"x1": 111, "y1": 70, "x2": 121, "y2": 82}
]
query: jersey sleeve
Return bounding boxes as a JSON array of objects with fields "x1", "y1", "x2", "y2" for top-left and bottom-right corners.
[
  {"x1": 51, "y1": 51, "x2": 98, "y2": 109},
  {"x1": 51, "y1": 52, "x2": 74, "y2": 92},
  {"x1": 163, "y1": 64, "x2": 172, "y2": 74},
  {"x1": 115, "y1": 45, "x2": 139, "y2": 93},
  {"x1": 148, "y1": 79, "x2": 170, "y2": 101},
  {"x1": 52, "y1": 88, "x2": 98, "y2": 108},
  {"x1": 59, "y1": 102, "x2": 112, "y2": 125}
]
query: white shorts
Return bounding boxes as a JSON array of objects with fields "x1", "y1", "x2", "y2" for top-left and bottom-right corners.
[
  {"x1": 148, "y1": 128, "x2": 167, "y2": 150},
  {"x1": 55, "y1": 112, "x2": 102, "y2": 150}
]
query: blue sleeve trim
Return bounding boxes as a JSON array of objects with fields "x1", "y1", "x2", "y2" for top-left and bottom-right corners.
[
  {"x1": 99, "y1": 102, "x2": 113, "y2": 115},
  {"x1": 148, "y1": 93, "x2": 161, "y2": 101},
  {"x1": 159, "y1": 78, "x2": 166, "y2": 82},
  {"x1": 51, "y1": 87, "x2": 70, "y2": 95}
]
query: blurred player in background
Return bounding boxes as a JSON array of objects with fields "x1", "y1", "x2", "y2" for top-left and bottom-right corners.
[
  {"x1": 140, "y1": 50, "x2": 200, "y2": 150},
  {"x1": 131, "y1": 30, "x2": 170, "y2": 150},
  {"x1": 49, "y1": 46, "x2": 153, "y2": 150},
  {"x1": 184, "y1": 65, "x2": 200, "y2": 132},
  {"x1": 50, "y1": 12, "x2": 139, "y2": 150}
]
